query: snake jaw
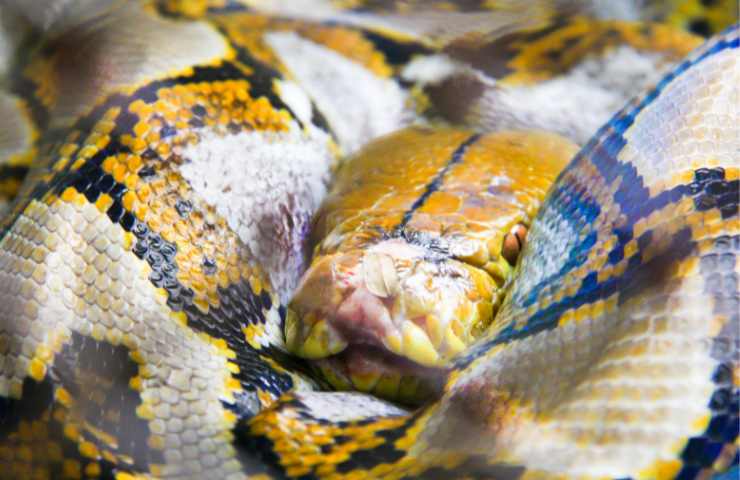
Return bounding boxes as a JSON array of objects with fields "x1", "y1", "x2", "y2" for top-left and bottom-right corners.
[
  {"x1": 287, "y1": 237, "x2": 501, "y2": 402},
  {"x1": 285, "y1": 311, "x2": 348, "y2": 359},
  {"x1": 316, "y1": 347, "x2": 447, "y2": 404}
]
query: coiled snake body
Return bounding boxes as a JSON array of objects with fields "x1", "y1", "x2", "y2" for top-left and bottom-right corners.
[{"x1": 0, "y1": 2, "x2": 737, "y2": 479}]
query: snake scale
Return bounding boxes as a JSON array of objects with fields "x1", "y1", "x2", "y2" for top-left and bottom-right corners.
[{"x1": 0, "y1": 1, "x2": 737, "y2": 479}]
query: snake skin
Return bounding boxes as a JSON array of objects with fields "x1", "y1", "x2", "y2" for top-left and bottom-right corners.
[
  {"x1": 286, "y1": 128, "x2": 579, "y2": 403},
  {"x1": 0, "y1": 1, "x2": 736, "y2": 479},
  {"x1": 245, "y1": 24, "x2": 740, "y2": 479}
]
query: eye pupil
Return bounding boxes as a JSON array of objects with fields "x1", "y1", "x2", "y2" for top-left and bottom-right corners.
[{"x1": 501, "y1": 224, "x2": 528, "y2": 266}]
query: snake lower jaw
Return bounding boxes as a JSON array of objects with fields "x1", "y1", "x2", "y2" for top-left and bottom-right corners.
[{"x1": 316, "y1": 346, "x2": 448, "y2": 405}]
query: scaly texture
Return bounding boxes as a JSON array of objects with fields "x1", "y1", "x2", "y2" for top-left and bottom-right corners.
[
  {"x1": 247, "y1": 24, "x2": 740, "y2": 480},
  {"x1": 0, "y1": 1, "x2": 735, "y2": 479},
  {"x1": 286, "y1": 128, "x2": 577, "y2": 403}
]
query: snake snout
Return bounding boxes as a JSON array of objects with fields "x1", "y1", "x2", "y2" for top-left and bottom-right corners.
[{"x1": 286, "y1": 238, "x2": 499, "y2": 402}]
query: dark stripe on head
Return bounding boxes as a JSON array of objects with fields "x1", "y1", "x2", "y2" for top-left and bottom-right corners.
[{"x1": 394, "y1": 133, "x2": 481, "y2": 233}]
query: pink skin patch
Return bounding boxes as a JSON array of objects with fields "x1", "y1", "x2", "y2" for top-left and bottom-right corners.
[{"x1": 333, "y1": 287, "x2": 395, "y2": 349}]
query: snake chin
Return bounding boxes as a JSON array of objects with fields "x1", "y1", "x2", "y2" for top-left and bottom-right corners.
[{"x1": 316, "y1": 345, "x2": 447, "y2": 405}]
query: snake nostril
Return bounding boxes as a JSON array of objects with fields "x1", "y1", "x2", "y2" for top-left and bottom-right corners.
[{"x1": 502, "y1": 223, "x2": 528, "y2": 266}]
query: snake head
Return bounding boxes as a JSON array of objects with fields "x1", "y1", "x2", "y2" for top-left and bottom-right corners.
[
  {"x1": 285, "y1": 127, "x2": 575, "y2": 404},
  {"x1": 286, "y1": 234, "x2": 511, "y2": 404}
]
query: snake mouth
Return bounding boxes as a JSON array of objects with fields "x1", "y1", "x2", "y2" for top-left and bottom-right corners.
[
  {"x1": 286, "y1": 237, "x2": 511, "y2": 403},
  {"x1": 316, "y1": 345, "x2": 448, "y2": 404}
]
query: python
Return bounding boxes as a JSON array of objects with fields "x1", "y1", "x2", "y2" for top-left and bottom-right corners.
[{"x1": 0, "y1": 1, "x2": 736, "y2": 479}]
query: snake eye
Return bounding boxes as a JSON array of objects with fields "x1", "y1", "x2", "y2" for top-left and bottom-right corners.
[{"x1": 502, "y1": 224, "x2": 528, "y2": 266}]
